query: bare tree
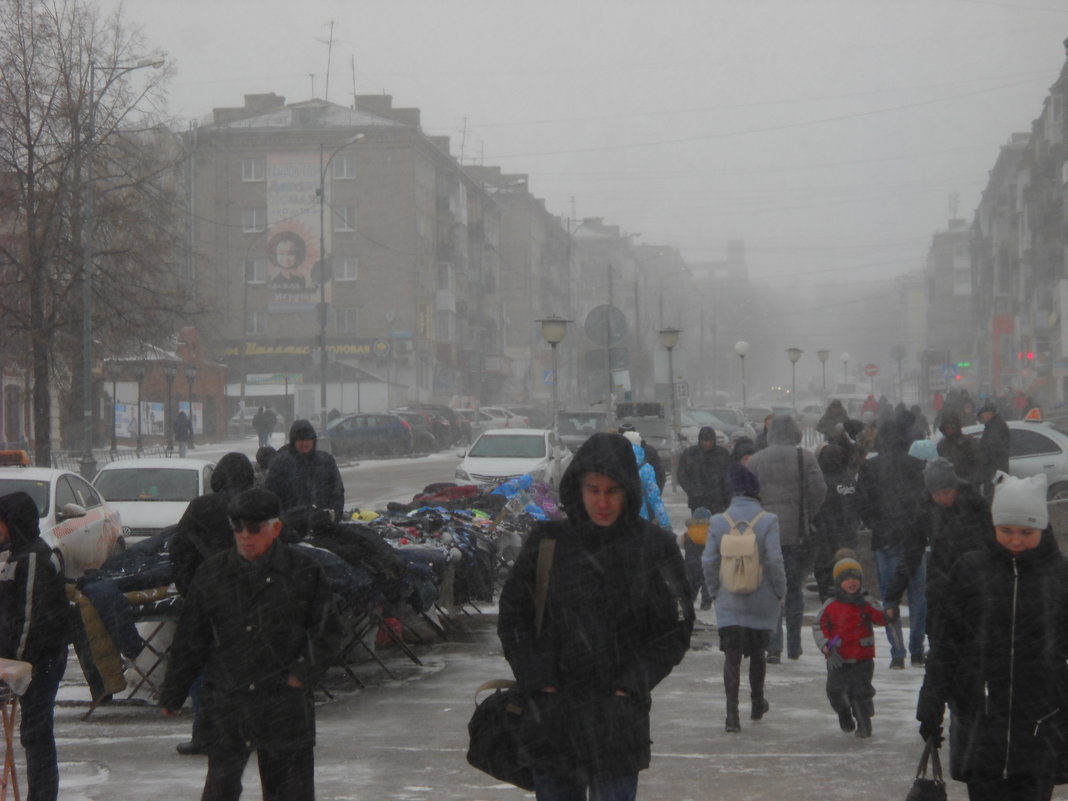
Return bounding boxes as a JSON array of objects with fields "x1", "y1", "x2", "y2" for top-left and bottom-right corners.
[{"x1": 0, "y1": 0, "x2": 192, "y2": 465}]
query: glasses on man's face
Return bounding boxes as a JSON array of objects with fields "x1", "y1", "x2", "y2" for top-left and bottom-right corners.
[{"x1": 231, "y1": 518, "x2": 276, "y2": 535}]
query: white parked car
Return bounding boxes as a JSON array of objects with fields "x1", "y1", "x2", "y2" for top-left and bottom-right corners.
[
  {"x1": 479, "y1": 406, "x2": 522, "y2": 430},
  {"x1": 93, "y1": 458, "x2": 215, "y2": 544},
  {"x1": 0, "y1": 456, "x2": 123, "y2": 578},
  {"x1": 455, "y1": 428, "x2": 573, "y2": 487}
]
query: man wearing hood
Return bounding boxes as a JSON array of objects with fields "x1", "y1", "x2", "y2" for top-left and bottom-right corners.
[
  {"x1": 856, "y1": 418, "x2": 927, "y2": 668},
  {"x1": 976, "y1": 401, "x2": 1010, "y2": 498},
  {"x1": 168, "y1": 452, "x2": 257, "y2": 755},
  {"x1": 0, "y1": 491, "x2": 70, "y2": 801},
  {"x1": 936, "y1": 411, "x2": 981, "y2": 486},
  {"x1": 498, "y1": 432, "x2": 693, "y2": 800},
  {"x1": 746, "y1": 415, "x2": 826, "y2": 662},
  {"x1": 676, "y1": 426, "x2": 731, "y2": 514},
  {"x1": 265, "y1": 420, "x2": 345, "y2": 519}
]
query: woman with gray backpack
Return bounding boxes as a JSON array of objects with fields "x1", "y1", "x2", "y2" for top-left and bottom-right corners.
[{"x1": 701, "y1": 462, "x2": 786, "y2": 733}]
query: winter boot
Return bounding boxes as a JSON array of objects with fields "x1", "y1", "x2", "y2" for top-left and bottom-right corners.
[
  {"x1": 725, "y1": 705, "x2": 742, "y2": 733},
  {"x1": 751, "y1": 696, "x2": 770, "y2": 721},
  {"x1": 837, "y1": 708, "x2": 855, "y2": 733},
  {"x1": 852, "y1": 701, "x2": 872, "y2": 738}
]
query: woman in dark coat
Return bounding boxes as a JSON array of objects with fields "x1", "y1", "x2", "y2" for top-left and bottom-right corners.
[
  {"x1": 917, "y1": 471, "x2": 1068, "y2": 801},
  {"x1": 498, "y1": 432, "x2": 693, "y2": 800}
]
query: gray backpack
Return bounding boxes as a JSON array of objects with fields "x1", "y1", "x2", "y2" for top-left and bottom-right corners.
[{"x1": 719, "y1": 511, "x2": 767, "y2": 594}]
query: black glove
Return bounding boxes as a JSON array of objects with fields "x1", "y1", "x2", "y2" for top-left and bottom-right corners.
[
  {"x1": 919, "y1": 721, "x2": 943, "y2": 748},
  {"x1": 826, "y1": 649, "x2": 844, "y2": 670}
]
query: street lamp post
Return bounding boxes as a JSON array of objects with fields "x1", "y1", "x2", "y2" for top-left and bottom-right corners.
[
  {"x1": 786, "y1": 347, "x2": 803, "y2": 411},
  {"x1": 660, "y1": 327, "x2": 682, "y2": 444},
  {"x1": 734, "y1": 340, "x2": 749, "y2": 405},
  {"x1": 537, "y1": 316, "x2": 571, "y2": 425},
  {"x1": 106, "y1": 362, "x2": 119, "y2": 456},
  {"x1": 184, "y1": 364, "x2": 197, "y2": 448},
  {"x1": 817, "y1": 349, "x2": 830, "y2": 394},
  {"x1": 842, "y1": 352, "x2": 851, "y2": 385},
  {"x1": 317, "y1": 133, "x2": 364, "y2": 433},
  {"x1": 79, "y1": 57, "x2": 164, "y2": 480},
  {"x1": 133, "y1": 363, "x2": 146, "y2": 455},
  {"x1": 163, "y1": 365, "x2": 177, "y2": 454}
]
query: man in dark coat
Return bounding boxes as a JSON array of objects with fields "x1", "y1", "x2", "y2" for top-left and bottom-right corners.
[
  {"x1": 161, "y1": 488, "x2": 344, "y2": 801},
  {"x1": 885, "y1": 458, "x2": 990, "y2": 647},
  {"x1": 252, "y1": 407, "x2": 277, "y2": 448},
  {"x1": 265, "y1": 419, "x2": 345, "y2": 518},
  {"x1": 746, "y1": 415, "x2": 825, "y2": 661},
  {"x1": 676, "y1": 426, "x2": 731, "y2": 513},
  {"x1": 497, "y1": 432, "x2": 693, "y2": 799},
  {"x1": 917, "y1": 472, "x2": 1068, "y2": 800},
  {"x1": 856, "y1": 418, "x2": 927, "y2": 668},
  {"x1": 168, "y1": 451, "x2": 256, "y2": 755},
  {"x1": 976, "y1": 401, "x2": 1010, "y2": 497},
  {"x1": 0, "y1": 491, "x2": 70, "y2": 801},
  {"x1": 174, "y1": 410, "x2": 193, "y2": 457},
  {"x1": 936, "y1": 411, "x2": 981, "y2": 486}
]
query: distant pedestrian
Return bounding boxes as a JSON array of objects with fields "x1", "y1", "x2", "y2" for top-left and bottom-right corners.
[
  {"x1": 622, "y1": 431, "x2": 671, "y2": 531},
  {"x1": 0, "y1": 492, "x2": 71, "y2": 801},
  {"x1": 252, "y1": 406, "x2": 277, "y2": 448},
  {"x1": 936, "y1": 411, "x2": 981, "y2": 485},
  {"x1": 702, "y1": 462, "x2": 785, "y2": 733},
  {"x1": 813, "y1": 551, "x2": 886, "y2": 738},
  {"x1": 810, "y1": 444, "x2": 859, "y2": 601},
  {"x1": 976, "y1": 401, "x2": 1009, "y2": 497},
  {"x1": 677, "y1": 426, "x2": 731, "y2": 609},
  {"x1": 174, "y1": 410, "x2": 193, "y2": 458},
  {"x1": 254, "y1": 445, "x2": 277, "y2": 488},
  {"x1": 265, "y1": 420, "x2": 345, "y2": 519}
]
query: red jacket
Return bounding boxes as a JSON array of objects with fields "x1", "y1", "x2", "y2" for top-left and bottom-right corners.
[{"x1": 815, "y1": 595, "x2": 886, "y2": 661}]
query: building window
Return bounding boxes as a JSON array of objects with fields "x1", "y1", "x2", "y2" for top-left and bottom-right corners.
[
  {"x1": 241, "y1": 157, "x2": 265, "y2": 182},
  {"x1": 246, "y1": 308, "x2": 265, "y2": 335},
  {"x1": 242, "y1": 207, "x2": 267, "y2": 232},
  {"x1": 332, "y1": 206, "x2": 355, "y2": 232},
  {"x1": 244, "y1": 257, "x2": 267, "y2": 284},
  {"x1": 336, "y1": 307, "x2": 358, "y2": 334},
  {"x1": 437, "y1": 262, "x2": 453, "y2": 291},
  {"x1": 333, "y1": 154, "x2": 356, "y2": 180},
  {"x1": 337, "y1": 257, "x2": 358, "y2": 281}
]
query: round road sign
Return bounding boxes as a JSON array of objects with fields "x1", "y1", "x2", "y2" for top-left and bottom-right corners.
[{"x1": 864, "y1": 363, "x2": 878, "y2": 377}]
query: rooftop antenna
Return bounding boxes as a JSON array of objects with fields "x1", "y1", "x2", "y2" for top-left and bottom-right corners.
[
  {"x1": 350, "y1": 54, "x2": 357, "y2": 109},
  {"x1": 458, "y1": 115, "x2": 468, "y2": 165},
  {"x1": 317, "y1": 19, "x2": 336, "y2": 102},
  {"x1": 948, "y1": 191, "x2": 960, "y2": 219},
  {"x1": 308, "y1": 73, "x2": 315, "y2": 98}
]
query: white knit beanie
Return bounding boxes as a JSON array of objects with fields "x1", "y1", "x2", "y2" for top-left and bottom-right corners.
[
  {"x1": 990, "y1": 470, "x2": 1048, "y2": 530},
  {"x1": 622, "y1": 431, "x2": 641, "y2": 445}
]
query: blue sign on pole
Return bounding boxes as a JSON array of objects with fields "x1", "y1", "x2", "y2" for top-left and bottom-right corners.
[{"x1": 543, "y1": 369, "x2": 554, "y2": 386}]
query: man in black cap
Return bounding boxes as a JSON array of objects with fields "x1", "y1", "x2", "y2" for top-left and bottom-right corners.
[
  {"x1": 161, "y1": 488, "x2": 343, "y2": 801},
  {"x1": 0, "y1": 491, "x2": 70, "y2": 801},
  {"x1": 676, "y1": 426, "x2": 731, "y2": 610}
]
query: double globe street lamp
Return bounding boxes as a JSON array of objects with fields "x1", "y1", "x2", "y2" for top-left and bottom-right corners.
[{"x1": 786, "y1": 347, "x2": 803, "y2": 410}]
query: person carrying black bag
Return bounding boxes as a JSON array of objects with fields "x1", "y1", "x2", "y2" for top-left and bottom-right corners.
[{"x1": 497, "y1": 432, "x2": 693, "y2": 801}]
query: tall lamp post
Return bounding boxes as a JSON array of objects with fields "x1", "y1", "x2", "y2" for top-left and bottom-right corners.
[
  {"x1": 79, "y1": 56, "x2": 164, "y2": 479},
  {"x1": 659, "y1": 327, "x2": 682, "y2": 442},
  {"x1": 133, "y1": 363, "x2": 146, "y2": 455},
  {"x1": 317, "y1": 133, "x2": 364, "y2": 433},
  {"x1": 106, "y1": 362, "x2": 119, "y2": 456},
  {"x1": 537, "y1": 315, "x2": 571, "y2": 424},
  {"x1": 163, "y1": 365, "x2": 177, "y2": 455},
  {"x1": 817, "y1": 349, "x2": 830, "y2": 394},
  {"x1": 184, "y1": 364, "x2": 197, "y2": 448},
  {"x1": 786, "y1": 347, "x2": 803, "y2": 411},
  {"x1": 734, "y1": 340, "x2": 749, "y2": 405},
  {"x1": 842, "y1": 352, "x2": 851, "y2": 385}
]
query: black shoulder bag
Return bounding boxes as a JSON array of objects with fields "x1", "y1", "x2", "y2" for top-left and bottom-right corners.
[{"x1": 466, "y1": 538, "x2": 555, "y2": 790}]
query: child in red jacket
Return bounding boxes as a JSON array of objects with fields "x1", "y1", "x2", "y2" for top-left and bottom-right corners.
[{"x1": 812, "y1": 550, "x2": 886, "y2": 738}]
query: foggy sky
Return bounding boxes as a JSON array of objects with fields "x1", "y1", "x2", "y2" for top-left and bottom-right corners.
[{"x1": 100, "y1": 0, "x2": 1068, "y2": 389}]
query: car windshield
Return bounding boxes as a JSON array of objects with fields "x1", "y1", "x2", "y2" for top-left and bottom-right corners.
[
  {"x1": 94, "y1": 468, "x2": 198, "y2": 502},
  {"x1": 469, "y1": 434, "x2": 546, "y2": 458},
  {"x1": 0, "y1": 479, "x2": 49, "y2": 516},
  {"x1": 684, "y1": 408, "x2": 727, "y2": 426}
]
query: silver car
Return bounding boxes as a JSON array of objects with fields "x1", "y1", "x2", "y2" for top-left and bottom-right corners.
[{"x1": 962, "y1": 419, "x2": 1068, "y2": 500}]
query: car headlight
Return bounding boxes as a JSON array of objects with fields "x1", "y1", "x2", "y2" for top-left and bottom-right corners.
[{"x1": 455, "y1": 467, "x2": 472, "y2": 481}]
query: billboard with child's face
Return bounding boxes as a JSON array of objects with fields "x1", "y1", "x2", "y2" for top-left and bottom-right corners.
[{"x1": 265, "y1": 152, "x2": 327, "y2": 312}]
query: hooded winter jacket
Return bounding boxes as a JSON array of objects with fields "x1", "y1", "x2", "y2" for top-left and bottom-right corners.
[
  {"x1": 745, "y1": 416, "x2": 826, "y2": 548},
  {"x1": 498, "y1": 432, "x2": 693, "y2": 781},
  {"x1": 264, "y1": 420, "x2": 345, "y2": 517},
  {"x1": 169, "y1": 452, "x2": 256, "y2": 595},
  {"x1": 936, "y1": 412, "x2": 982, "y2": 485},
  {"x1": 0, "y1": 492, "x2": 70, "y2": 665},
  {"x1": 917, "y1": 530, "x2": 1068, "y2": 785},
  {"x1": 630, "y1": 441, "x2": 670, "y2": 530},
  {"x1": 856, "y1": 419, "x2": 926, "y2": 553},
  {"x1": 676, "y1": 436, "x2": 731, "y2": 513}
]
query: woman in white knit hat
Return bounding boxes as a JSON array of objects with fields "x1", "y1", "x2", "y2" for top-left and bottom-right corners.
[{"x1": 917, "y1": 470, "x2": 1068, "y2": 801}]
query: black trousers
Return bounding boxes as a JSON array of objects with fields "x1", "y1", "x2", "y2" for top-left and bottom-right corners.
[
  {"x1": 21, "y1": 648, "x2": 66, "y2": 801},
  {"x1": 201, "y1": 746, "x2": 314, "y2": 801},
  {"x1": 966, "y1": 774, "x2": 1053, "y2": 801},
  {"x1": 825, "y1": 659, "x2": 875, "y2": 717}
]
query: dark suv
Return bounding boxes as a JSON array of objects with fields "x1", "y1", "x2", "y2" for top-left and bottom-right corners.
[{"x1": 324, "y1": 413, "x2": 413, "y2": 457}]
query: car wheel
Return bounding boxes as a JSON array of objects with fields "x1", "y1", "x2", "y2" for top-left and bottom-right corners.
[{"x1": 1049, "y1": 482, "x2": 1068, "y2": 502}]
